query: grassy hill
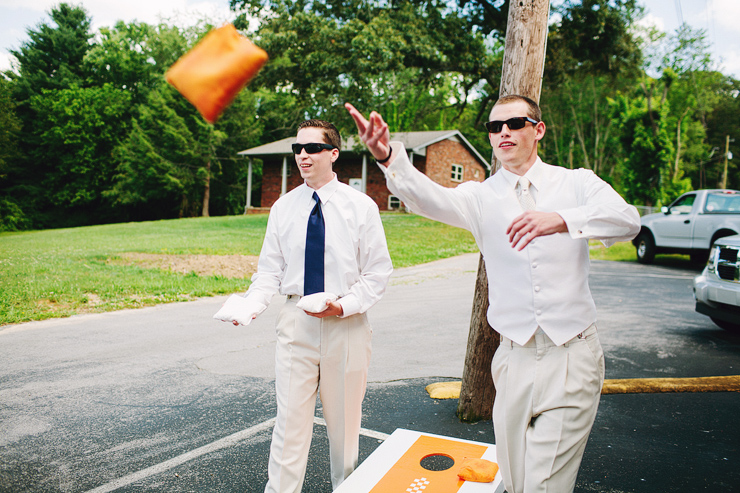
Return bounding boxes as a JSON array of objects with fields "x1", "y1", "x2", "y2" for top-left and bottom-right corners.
[{"x1": 1, "y1": 213, "x2": 483, "y2": 325}]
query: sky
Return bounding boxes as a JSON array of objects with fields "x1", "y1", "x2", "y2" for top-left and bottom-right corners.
[{"x1": 1, "y1": 0, "x2": 739, "y2": 79}]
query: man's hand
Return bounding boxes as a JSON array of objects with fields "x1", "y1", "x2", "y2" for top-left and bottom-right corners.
[
  {"x1": 345, "y1": 103, "x2": 394, "y2": 167},
  {"x1": 507, "y1": 211, "x2": 568, "y2": 250},
  {"x1": 306, "y1": 301, "x2": 344, "y2": 318},
  {"x1": 232, "y1": 314, "x2": 257, "y2": 326}
]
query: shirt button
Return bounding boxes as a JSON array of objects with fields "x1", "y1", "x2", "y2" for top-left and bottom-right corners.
[
  {"x1": 532, "y1": 262, "x2": 538, "y2": 268},
  {"x1": 534, "y1": 286, "x2": 540, "y2": 292},
  {"x1": 536, "y1": 309, "x2": 542, "y2": 316}
]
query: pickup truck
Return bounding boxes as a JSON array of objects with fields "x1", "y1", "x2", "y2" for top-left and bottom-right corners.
[
  {"x1": 693, "y1": 234, "x2": 740, "y2": 331},
  {"x1": 633, "y1": 189, "x2": 740, "y2": 264}
]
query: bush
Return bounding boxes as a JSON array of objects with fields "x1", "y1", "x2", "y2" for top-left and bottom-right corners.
[{"x1": 0, "y1": 197, "x2": 31, "y2": 232}]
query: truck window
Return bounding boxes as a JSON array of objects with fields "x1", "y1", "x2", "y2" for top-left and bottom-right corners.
[
  {"x1": 705, "y1": 192, "x2": 740, "y2": 213},
  {"x1": 669, "y1": 194, "x2": 695, "y2": 214}
]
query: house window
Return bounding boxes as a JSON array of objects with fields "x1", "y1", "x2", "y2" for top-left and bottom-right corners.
[
  {"x1": 451, "y1": 164, "x2": 464, "y2": 182},
  {"x1": 388, "y1": 195, "x2": 402, "y2": 210}
]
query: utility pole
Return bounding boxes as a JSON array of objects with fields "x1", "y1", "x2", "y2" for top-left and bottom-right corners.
[
  {"x1": 721, "y1": 135, "x2": 730, "y2": 189},
  {"x1": 457, "y1": 0, "x2": 551, "y2": 422}
]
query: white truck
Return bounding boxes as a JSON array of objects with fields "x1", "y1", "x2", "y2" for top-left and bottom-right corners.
[
  {"x1": 634, "y1": 189, "x2": 740, "y2": 264},
  {"x1": 693, "y1": 234, "x2": 740, "y2": 331}
]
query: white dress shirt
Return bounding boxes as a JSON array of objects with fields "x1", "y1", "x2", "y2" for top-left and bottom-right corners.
[
  {"x1": 245, "y1": 175, "x2": 393, "y2": 318},
  {"x1": 381, "y1": 143, "x2": 640, "y2": 346}
]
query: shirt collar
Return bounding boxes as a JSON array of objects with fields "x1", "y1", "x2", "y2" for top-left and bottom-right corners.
[
  {"x1": 500, "y1": 156, "x2": 543, "y2": 192},
  {"x1": 306, "y1": 173, "x2": 339, "y2": 205}
]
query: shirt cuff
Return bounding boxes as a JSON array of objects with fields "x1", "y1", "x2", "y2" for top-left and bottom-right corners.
[
  {"x1": 337, "y1": 294, "x2": 361, "y2": 318},
  {"x1": 557, "y1": 207, "x2": 588, "y2": 238},
  {"x1": 377, "y1": 142, "x2": 407, "y2": 178}
]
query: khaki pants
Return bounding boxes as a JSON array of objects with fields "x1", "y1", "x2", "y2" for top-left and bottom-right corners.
[
  {"x1": 492, "y1": 325, "x2": 605, "y2": 493},
  {"x1": 265, "y1": 297, "x2": 372, "y2": 493}
]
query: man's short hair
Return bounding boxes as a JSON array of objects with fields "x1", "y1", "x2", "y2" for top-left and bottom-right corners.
[
  {"x1": 297, "y1": 119, "x2": 342, "y2": 150},
  {"x1": 492, "y1": 95, "x2": 542, "y2": 122}
]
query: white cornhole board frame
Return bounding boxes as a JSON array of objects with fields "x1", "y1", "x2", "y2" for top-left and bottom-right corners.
[{"x1": 335, "y1": 428, "x2": 504, "y2": 493}]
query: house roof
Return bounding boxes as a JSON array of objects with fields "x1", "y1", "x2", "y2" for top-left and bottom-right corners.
[{"x1": 238, "y1": 130, "x2": 490, "y2": 170}]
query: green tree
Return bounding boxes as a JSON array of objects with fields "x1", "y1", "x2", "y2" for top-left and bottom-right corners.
[
  {"x1": 0, "y1": 76, "x2": 21, "y2": 181},
  {"x1": 610, "y1": 80, "x2": 680, "y2": 206},
  {"x1": 703, "y1": 76, "x2": 740, "y2": 190},
  {"x1": 231, "y1": 0, "x2": 503, "y2": 142},
  {"x1": 3, "y1": 3, "x2": 96, "y2": 227},
  {"x1": 84, "y1": 21, "x2": 197, "y2": 105},
  {"x1": 639, "y1": 23, "x2": 735, "y2": 194},
  {"x1": 9, "y1": 3, "x2": 93, "y2": 105},
  {"x1": 0, "y1": 76, "x2": 27, "y2": 232},
  {"x1": 540, "y1": 0, "x2": 643, "y2": 184},
  {"x1": 107, "y1": 82, "x2": 228, "y2": 220},
  {"x1": 29, "y1": 84, "x2": 133, "y2": 226},
  {"x1": 209, "y1": 90, "x2": 265, "y2": 215}
]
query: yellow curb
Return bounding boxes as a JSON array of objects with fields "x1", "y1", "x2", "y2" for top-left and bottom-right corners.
[
  {"x1": 601, "y1": 375, "x2": 740, "y2": 394},
  {"x1": 426, "y1": 376, "x2": 740, "y2": 399}
]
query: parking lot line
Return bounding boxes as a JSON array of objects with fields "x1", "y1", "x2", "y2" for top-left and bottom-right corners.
[
  {"x1": 83, "y1": 418, "x2": 277, "y2": 493},
  {"x1": 83, "y1": 417, "x2": 391, "y2": 493},
  {"x1": 312, "y1": 416, "x2": 391, "y2": 441}
]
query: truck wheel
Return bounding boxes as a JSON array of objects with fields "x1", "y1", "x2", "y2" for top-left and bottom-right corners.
[
  {"x1": 635, "y1": 233, "x2": 656, "y2": 264},
  {"x1": 690, "y1": 251, "x2": 708, "y2": 265},
  {"x1": 711, "y1": 317, "x2": 740, "y2": 332}
]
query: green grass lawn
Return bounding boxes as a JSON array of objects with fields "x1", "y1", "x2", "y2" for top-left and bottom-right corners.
[{"x1": 0, "y1": 213, "x2": 652, "y2": 326}]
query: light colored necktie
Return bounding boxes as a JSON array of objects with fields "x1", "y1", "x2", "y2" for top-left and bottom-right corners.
[{"x1": 517, "y1": 176, "x2": 536, "y2": 211}]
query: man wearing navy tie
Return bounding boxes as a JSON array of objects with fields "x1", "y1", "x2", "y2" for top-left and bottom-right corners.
[{"x1": 229, "y1": 119, "x2": 393, "y2": 492}]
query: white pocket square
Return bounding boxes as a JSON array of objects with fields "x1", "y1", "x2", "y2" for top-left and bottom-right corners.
[
  {"x1": 296, "y1": 292, "x2": 338, "y2": 313},
  {"x1": 213, "y1": 294, "x2": 266, "y2": 326}
]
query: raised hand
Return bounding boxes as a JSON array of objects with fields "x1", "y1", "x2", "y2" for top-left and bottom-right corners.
[{"x1": 345, "y1": 103, "x2": 394, "y2": 166}]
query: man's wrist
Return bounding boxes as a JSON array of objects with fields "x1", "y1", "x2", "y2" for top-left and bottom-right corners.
[{"x1": 375, "y1": 147, "x2": 393, "y2": 165}]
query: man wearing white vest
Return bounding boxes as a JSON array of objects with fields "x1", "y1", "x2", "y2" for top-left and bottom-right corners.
[{"x1": 346, "y1": 96, "x2": 640, "y2": 493}]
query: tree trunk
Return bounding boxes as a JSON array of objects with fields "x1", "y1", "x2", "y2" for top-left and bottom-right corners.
[
  {"x1": 202, "y1": 161, "x2": 211, "y2": 217},
  {"x1": 458, "y1": 256, "x2": 500, "y2": 422},
  {"x1": 457, "y1": 0, "x2": 550, "y2": 423}
]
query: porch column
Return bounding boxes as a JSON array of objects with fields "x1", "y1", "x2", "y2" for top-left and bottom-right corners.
[
  {"x1": 361, "y1": 154, "x2": 368, "y2": 194},
  {"x1": 281, "y1": 156, "x2": 288, "y2": 196},
  {"x1": 244, "y1": 157, "x2": 253, "y2": 213}
]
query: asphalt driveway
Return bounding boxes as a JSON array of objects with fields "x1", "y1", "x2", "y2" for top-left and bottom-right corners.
[{"x1": 1, "y1": 253, "x2": 738, "y2": 492}]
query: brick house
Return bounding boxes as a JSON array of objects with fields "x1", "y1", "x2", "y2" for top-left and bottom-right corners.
[{"x1": 238, "y1": 130, "x2": 490, "y2": 211}]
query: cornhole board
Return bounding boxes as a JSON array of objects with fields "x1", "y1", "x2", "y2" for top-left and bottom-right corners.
[{"x1": 335, "y1": 429, "x2": 504, "y2": 493}]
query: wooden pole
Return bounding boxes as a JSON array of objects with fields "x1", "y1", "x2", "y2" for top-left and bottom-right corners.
[
  {"x1": 457, "y1": 0, "x2": 551, "y2": 422},
  {"x1": 721, "y1": 135, "x2": 730, "y2": 189}
]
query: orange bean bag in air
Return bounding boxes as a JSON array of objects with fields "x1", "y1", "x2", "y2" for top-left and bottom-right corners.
[{"x1": 165, "y1": 24, "x2": 268, "y2": 123}]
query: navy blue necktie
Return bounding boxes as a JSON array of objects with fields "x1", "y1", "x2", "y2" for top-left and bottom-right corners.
[{"x1": 304, "y1": 191, "x2": 325, "y2": 295}]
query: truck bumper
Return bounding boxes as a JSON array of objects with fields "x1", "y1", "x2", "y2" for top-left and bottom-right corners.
[{"x1": 693, "y1": 273, "x2": 740, "y2": 324}]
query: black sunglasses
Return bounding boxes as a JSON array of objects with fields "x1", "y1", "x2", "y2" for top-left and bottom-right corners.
[
  {"x1": 484, "y1": 116, "x2": 539, "y2": 134},
  {"x1": 292, "y1": 143, "x2": 336, "y2": 154}
]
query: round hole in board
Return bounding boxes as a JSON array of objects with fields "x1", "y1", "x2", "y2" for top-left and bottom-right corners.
[{"x1": 420, "y1": 453, "x2": 455, "y2": 471}]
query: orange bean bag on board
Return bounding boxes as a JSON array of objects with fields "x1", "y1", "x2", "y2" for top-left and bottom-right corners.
[
  {"x1": 457, "y1": 457, "x2": 499, "y2": 483},
  {"x1": 165, "y1": 24, "x2": 268, "y2": 123}
]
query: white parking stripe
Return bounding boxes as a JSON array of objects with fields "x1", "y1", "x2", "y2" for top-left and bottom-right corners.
[
  {"x1": 84, "y1": 417, "x2": 389, "y2": 492},
  {"x1": 84, "y1": 418, "x2": 276, "y2": 493},
  {"x1": 312, "y1": 416, "x2": 390, "y2": 441}
]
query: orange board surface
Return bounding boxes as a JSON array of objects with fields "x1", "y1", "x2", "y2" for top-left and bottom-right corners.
[{"x1": 369, "y1": 435, "x2": 488, "y2": 493}]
